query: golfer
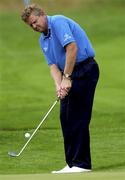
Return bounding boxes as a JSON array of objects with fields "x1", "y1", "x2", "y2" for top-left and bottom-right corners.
[{"x1": 21, "y1": 4, "x2": 99, "y2": 173}]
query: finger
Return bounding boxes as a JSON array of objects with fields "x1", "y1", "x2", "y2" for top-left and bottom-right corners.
[
  {"x1": 60, "y1": 91, "x2": 68, "y2": 99},
  {"x1": 61, "y1": 87, "x2": 68, "y2": 93}
]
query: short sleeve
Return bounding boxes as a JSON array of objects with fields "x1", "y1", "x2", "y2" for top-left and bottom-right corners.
[
  {"x1": 53, "y1": 18, "x2": 75, "y2": 47},
  {"x1": 43, "y1": 53, "x2": 54, "y2": 66}
]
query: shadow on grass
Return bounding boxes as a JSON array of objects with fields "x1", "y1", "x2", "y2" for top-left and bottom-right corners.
[{"x1": 0, "y1": 127, "x2": 59, "y2": 131}]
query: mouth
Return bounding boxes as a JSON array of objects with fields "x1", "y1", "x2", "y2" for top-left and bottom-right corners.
[
  {"x1": 36, "y1": 27, "x2": 43, "y2": 32},
  {"x1": 34, "y1": 27, "x2": 40, "y2": 31}
]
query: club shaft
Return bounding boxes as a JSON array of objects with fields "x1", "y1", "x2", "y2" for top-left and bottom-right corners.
[
  {"x1": 17, "y1": 99, "x2": 58, "y2": 156},
  {"x1": 23, "y1": 0, "x2": 30, "y2": 6}
]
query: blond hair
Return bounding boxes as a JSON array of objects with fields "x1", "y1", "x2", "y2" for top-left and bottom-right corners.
[{"x1": 21, "y1": 4, "x2": 44, "y2": 22}]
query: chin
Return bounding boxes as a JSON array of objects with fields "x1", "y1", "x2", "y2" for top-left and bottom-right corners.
[
  {"x1": 35, "y1": 29, "x2": 41, "y2": 33},
  {"x1": 38, "y1": 29, "x2": 43, "y2": 33}
]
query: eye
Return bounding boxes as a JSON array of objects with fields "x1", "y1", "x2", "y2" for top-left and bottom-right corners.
[{"x1": 30, "y1": 20, "x2": 37, "y2": 27}]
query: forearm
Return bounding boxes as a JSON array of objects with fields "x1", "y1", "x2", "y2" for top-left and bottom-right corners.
[
  {"x1": 59, "y1": 42, "x2": 77, "y2": 99},
  {"x1": 64, "y1": 42, "x2": 77, "y2": 76},
  {"x1": 50, "y1": 64, "x2": 62, "y2": 87}
]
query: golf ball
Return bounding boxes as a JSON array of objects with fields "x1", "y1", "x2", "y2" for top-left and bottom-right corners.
[{"x1": 25, "y1": 133, "x2": 30, "y2": 138}]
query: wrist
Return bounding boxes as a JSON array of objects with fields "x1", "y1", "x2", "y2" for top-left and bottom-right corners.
[{"x1": 63, "y1": 73, "x2": 71, "y2": 80}]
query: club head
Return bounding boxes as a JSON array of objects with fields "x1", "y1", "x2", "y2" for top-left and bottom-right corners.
[{"x1": 8, "y1": 151, "x2": 18, "y2": 157}]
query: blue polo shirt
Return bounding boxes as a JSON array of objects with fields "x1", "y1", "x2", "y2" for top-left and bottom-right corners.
[{"x1": 39, "y1": 15, "x2": 95, "y2": 70}]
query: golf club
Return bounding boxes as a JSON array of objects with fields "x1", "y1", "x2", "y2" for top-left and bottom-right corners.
[{"x1": 8, "y1": 99, "x2": 59, "y2": 157}]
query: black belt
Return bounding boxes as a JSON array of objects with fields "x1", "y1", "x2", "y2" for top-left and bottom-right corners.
[
  {"x1": 60, "y1": 57, "x2": 95, "y2": 76},
  {"x1": 75, "y1": 57, "x2": 94, "y2": 67},
  {"x1": 71, "y1": 57, "x2": 95, "y2": 80}
]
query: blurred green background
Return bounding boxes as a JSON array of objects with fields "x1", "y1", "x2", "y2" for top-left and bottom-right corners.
[{"x1": 0, "y1": 0, "x2": 125, "y2": 176}]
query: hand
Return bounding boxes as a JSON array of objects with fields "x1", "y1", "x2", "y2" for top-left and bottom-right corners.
[
  {"x1": 56, "y1": 85, "x2": 68, "y2": 100},
  {"x1": 60, "y1": 78, "x2": 72, "y2": 99},
  {"x1": 56, "y1": 84, "x2": 61, "y2": 98}
]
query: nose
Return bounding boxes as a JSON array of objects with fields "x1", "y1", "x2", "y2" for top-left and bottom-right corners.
[{"x1": 32, "y1": 23, "x2": 36, "y2": 28}]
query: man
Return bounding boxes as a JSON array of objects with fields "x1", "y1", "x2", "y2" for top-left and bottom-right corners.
[{"x1": 21, "y1": 4, "x2": 99, "y2": 173}]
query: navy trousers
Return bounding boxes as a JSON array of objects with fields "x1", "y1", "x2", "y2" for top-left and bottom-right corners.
[{"x1": 60, "y1": 58, "x2": 99, "y2": 169}]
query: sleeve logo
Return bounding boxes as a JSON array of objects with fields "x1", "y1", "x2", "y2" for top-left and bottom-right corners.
[{"x1": 64, "y1": 33, "x2": 72, "y2": 42}]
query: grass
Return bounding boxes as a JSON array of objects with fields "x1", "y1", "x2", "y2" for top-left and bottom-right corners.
[
  {"x1": 0, "y1": 172, "x2": 125, "y2": 180},
  {"x1": 0, "y1": 0, "x2": 125, "y2": 178}
]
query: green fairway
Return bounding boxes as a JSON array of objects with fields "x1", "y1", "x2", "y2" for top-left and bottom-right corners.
[
  {"x1": 0, "y1": 0, "x2": 125, "y2": 177},
  {"x1": 0, "y1": 172, "x2": 125, "y2": 180}
]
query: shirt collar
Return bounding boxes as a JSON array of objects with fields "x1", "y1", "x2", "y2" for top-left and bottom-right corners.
[{"x1": 42, "y1": 16, "x2": 51, "y2": 40}]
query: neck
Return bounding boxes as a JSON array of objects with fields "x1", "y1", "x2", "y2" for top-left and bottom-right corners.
[{"x1": 43, "y1": 29, "x2": 48, "y2": 35}]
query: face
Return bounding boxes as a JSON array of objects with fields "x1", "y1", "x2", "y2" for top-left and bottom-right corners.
[{"x1": 27, "y1": 13, "x2": 48, "y2": 33}]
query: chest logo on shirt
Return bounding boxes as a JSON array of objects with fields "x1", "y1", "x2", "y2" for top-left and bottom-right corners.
[
  {"x1": 43, "y1": 47, "x2": 48, "y2": 52},
  {"x1": 64, "y1": 33, "x2": 72, "y2": 42}
]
